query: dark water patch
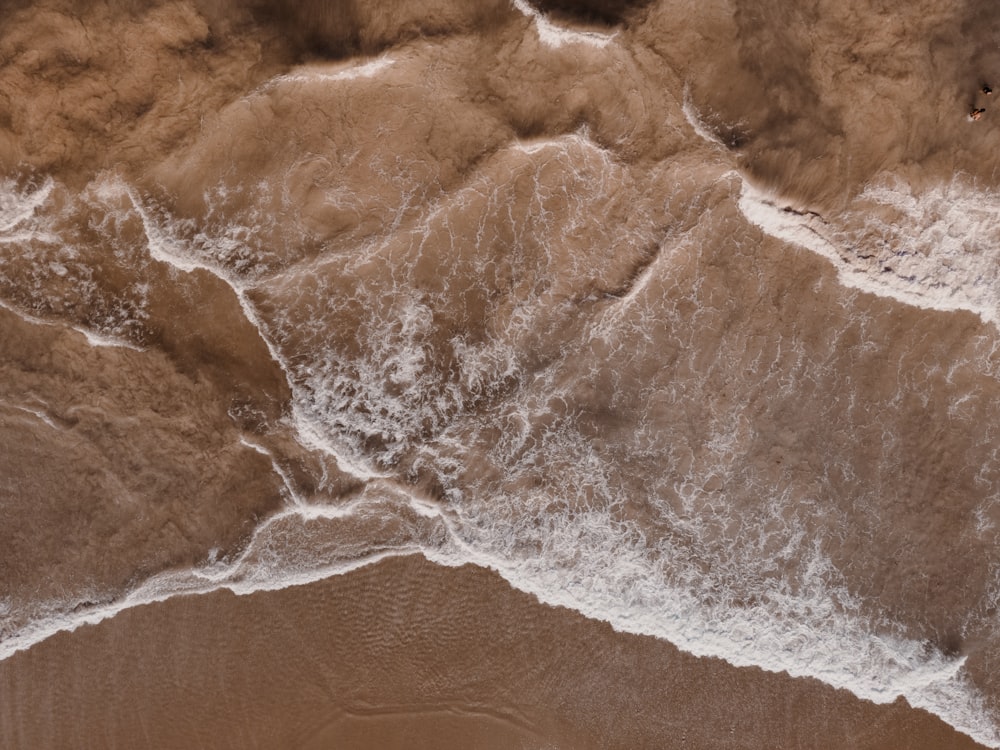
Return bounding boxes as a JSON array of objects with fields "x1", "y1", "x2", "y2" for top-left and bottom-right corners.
[{"x1": 527, "y1": 0, "x2": 655, "y2": 26}]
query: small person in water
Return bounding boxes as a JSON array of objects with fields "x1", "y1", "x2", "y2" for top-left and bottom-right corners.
[
  {"x1": 971, "y1": 107, "x2": 986, "y2": 121},
  {"x1": 983, "y1": 84, "x2": 993, "y2": 96}
]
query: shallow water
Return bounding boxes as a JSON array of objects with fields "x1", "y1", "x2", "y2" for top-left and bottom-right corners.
[{"x1": 2, "y1": 0, "x2": 1000, "y2": 746}]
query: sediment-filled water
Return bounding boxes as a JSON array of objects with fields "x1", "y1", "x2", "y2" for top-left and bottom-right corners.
[{"x1": 2, "y1": 1, "x2": 1000, "y2": 747}]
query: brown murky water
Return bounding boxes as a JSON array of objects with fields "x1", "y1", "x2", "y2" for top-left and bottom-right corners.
[{"x1": 2, "y1": 0, "x2": 1000, "y2": 747}]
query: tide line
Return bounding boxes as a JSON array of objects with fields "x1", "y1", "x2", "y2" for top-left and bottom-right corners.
[
  {"x1": 512, "y1": 0, "x2": 616, "y2": 49},
  {"x1": 736, "y1": 175, "x2": 999, "y2": 327}
]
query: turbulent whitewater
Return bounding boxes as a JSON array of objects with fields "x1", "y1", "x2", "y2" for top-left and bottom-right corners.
[{"x1": 2, "y1": 0, "x2": 1000, "y2": 747}]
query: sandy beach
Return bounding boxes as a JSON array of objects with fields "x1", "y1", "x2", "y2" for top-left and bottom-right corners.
[{"x1": 0, "y1": 556, "x2": 989, "y2": 749}]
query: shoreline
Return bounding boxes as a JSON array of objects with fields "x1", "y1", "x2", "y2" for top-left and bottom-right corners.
[{"x1": 0, "y1": 555, "x2": 987, "y2": 750}]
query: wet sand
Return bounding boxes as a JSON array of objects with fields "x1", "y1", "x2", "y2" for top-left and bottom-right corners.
[{"x1": 0, "y1": 556, "x2": 988, "y2": 750}]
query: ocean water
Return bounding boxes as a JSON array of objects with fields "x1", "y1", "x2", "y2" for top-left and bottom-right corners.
[{"x1": 2, "y1": 0, "x2": 1000, "y2": 746}]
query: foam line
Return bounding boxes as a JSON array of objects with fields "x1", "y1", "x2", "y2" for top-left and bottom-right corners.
[
  {"x1": 0, "y1": 484, "x2": 463, "y2": 660},
  {"x1": 0, "y1": 487, "x2": 451, "y2": 661},
  {"x1": 429, "y1": 514, "x2": 1000, "y2": 749},
  {"x1": 0, "y1": 229, "x2": 62, "y2": 245},
  {"x1": 120, "y1": 181, "x2": 386, "y2": 482},
  {"x1": 681, "y1": 85, "x2": 726, "y2": 147},
  {"x1": 289, "y1": 401, "x2": 393, "y2": 482},
  {"x1": 0, "y1": 298, "x2": 56, "y2": 330},
  {"x1": 0, "y1": 178, "x2": 54, "y2": 232},
  {"x1": 512, "y1": 0, "x2": 615, "y2": 48},
  {"x1": 250, "y1": 55, "x2": 396, "y2": 99},
  {"x1": 736, "y1": 176, "x2": 1000, "y2": 326},
  {"x1": 272, "y1": 56, "x2": 395, "y2": 86},
  {"x1": 0, "y1": 298, "x2": 141, "y2": 351},
  {"x1": 0, "y1": 548, "x2": 424, "y2": 662},
  {"x1": 71, "y1": 325, "x2": 145, "y2": 351},
  {"x1": 5, "y1": 403, "x2": 59, "y2": 430},
  {"x1": 238, "y1": 437, "x2": 306, "y2": 507}
]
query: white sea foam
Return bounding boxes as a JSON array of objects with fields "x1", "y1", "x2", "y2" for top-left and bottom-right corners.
[
  {"x1": 0, "y1": 297, "x2": 53, "y2": 330},
  {"x1": 70, "y1": 325, "x2": 144, "y2": 351},
  {"x1": 512, "y1": 0, "x2": 615, "y2": 48},
  {"x1": 0, "y1": 178, "x2": 54, "y2": 232},
  {"x1": 689, "y1": 100, "x2": 1000, "y2": 329},
  {"x1": 238, "y1": 437, "x2": 306, "y2": 507},
  {"x1": 0, "y1": 483, "x2": 455, "y2": 660},
  {"x1": 512, "y1": 129, "x2": 609, "y2": 158},
  {"x1": 0, "y1": 296, "x2": 140, "y2": 352},
  {"x1": 0, "y1": 179, "x2": 153, "y2": 348},
  {"x1": 681, "y1": 85, "x2": 726, "y2": 148},
  {"x1": 255, "y1": 56, "x2": 395, "y2": 95},
  {"x1": 443, "y1": 502, "x2": 999, "y2": 748},
  {"x1": 737, "y1": 175, "x2": 1000, "y2": 326},
  {"x1": 5, "y1": 403, "x2": 59, "y2": 430},
  {"x1": 289, "y1": 401, "x2": 393, "y2": 482},
  {"x1": 119, "y1": 177, "x2": 392, "y2": 482}
]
